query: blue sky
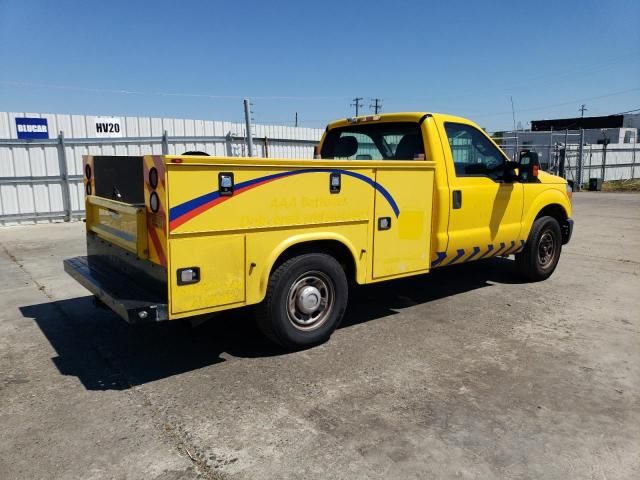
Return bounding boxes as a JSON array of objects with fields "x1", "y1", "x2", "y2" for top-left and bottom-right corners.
[{"x1": 1, "y1": 0, "x2": 638, "y2": 131}]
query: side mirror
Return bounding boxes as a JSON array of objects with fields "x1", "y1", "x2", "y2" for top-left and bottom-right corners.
[
  {"x1": 503, "y1": 161, "x2": 519, "y2": 182},
  {"x1": 518, "y1": 150, "x2": 540, "y2": 182}
]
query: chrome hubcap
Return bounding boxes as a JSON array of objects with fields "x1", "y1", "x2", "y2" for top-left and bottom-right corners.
[
  {"x1": 287, "y1": 271, "x2": 334, "y2": 331},
  {"x1": 538, "y1": 231, "x2": 556, "y2": 268},
  {"x1": 297, "y1": 286, "x2": 322, "y2": 314}
]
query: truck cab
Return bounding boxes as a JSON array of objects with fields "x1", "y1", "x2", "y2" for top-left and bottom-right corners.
[
  {"x1": 64, "y1": 112, "x2": 573, "y2": 350},
  {"x1": 320, "y1": 113, "x2": 573, "y2": 270}
]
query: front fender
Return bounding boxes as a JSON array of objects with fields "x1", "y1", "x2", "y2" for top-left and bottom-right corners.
[{"x1": 522, "y1": 187, "x2": 571, "y2": 239}]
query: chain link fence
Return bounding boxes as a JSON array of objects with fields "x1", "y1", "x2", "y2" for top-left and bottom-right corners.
[{"x1": 495, "y1": 130, "x2": 639, "y2": 189}]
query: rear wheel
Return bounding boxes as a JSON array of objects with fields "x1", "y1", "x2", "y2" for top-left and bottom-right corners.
[
  {"x1": 515, "y1": 216, "x2": 562, "y2": 281},
  {"x1": 257, "y1": 253, "x2": 348, "y2": 350}
]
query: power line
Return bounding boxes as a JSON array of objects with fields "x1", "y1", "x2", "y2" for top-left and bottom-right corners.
[
  {"x1": 402, "y1": 52, "x2": 640, "y2": 105},
  {"x1": 0, "y1": 80, "x2": 347, "y2": 101},
  {"x1": 612, "y1": 107, "x2": 640, "y2": 115},
  {"x1": 471, "y1": 87, "x2": 640, "y2": 118}
]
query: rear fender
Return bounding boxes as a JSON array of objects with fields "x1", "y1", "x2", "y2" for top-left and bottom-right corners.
[{"x1": 258, "y1": 233, "x2": 362, "y2": 303}]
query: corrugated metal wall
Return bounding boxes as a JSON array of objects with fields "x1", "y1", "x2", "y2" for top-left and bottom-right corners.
[{"x1": 0, "y1": 112, "x2": 323, "y2": 225}]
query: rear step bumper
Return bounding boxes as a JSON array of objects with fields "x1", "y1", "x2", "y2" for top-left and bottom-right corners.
[{"x1": 63, "y1": 256, "x2": 168, "y2": 323}]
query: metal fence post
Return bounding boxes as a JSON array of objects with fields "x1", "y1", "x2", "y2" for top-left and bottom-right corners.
[
  {"x1": 631, "y1": 135, "x2": 637, "y2": 179},
  {"x1": 548, "y1": 128, "x2": 553, "y2": 172},
  {"x1": 161, "y1": 130, "x2": 169, "y2": 155},
  {"x1": 225, "y1": 132, "x2": 233, "y2": 156},
  {"x1": 576, "y1": 129, "x2": 584, "y2": 190},
  {"x1": 243, "y1": 98, "x2": 254, "y2": 157},
  {"x1": 601, "y1": 142, "x2": 608, "y2": 181},
  {"x1": 57, "y1": 131, "x2": 72, "y2": 221},
  {"x1": 559, "y1": 129, "x2": 569, "y2": 179}
]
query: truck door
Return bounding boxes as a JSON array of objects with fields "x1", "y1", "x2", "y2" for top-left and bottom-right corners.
[
  {"x1": 372, "y1": 167, "x2": 434, "y2": 280},
  {"x1": 437, "y1": 122, "x2": 524, "y2": 266}
]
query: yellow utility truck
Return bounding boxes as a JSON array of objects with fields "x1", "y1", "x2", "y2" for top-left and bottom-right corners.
[{"x1": 64, "y1": 112, "x2": 573, "y2": 349}]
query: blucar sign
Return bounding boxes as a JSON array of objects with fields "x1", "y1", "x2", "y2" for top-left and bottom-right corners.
[{"x1": 15, "y1": 117, "x2": 49, "y2": 139}]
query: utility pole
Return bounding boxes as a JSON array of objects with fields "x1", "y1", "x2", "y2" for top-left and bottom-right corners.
[
  {"x1": 579, "y1": 104, "x2": 588, "y2": 118},
  {"x1": 510, "y1": 96, "x2": 516, "y2": 131},
  {"x1": 351, "y1": 97, "x2": 364, "y2": 116},
  {"x1": 243, "y1": 98, "x2": 254, "y2": 157},
  {"x1": 370, "y1": 98, "x2": 383, "y2": 114}
]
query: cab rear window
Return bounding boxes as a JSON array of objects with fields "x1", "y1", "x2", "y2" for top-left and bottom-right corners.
[{"x1": 321, "y1": 122, "x2": 425, "y2": 161}]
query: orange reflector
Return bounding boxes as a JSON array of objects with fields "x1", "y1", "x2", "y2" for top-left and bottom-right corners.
[
  {"x1": 171, "y1": 158, "x2": 183, "y2": 164},
  {"x1": 533, "y1": 165, "x2": 539, "y2": 177}
]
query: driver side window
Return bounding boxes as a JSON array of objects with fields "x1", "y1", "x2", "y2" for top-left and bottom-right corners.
[{"x1": 444, "y1": 123, "x2": 506, "y2": 179}]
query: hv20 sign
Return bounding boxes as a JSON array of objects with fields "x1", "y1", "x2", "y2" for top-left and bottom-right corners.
[
  {"x1": 15, "y1": 117, "x2": 49, "y2": 139},
  {"x1": 94, "y1": 117, "x2": 123, "y2": 138}
]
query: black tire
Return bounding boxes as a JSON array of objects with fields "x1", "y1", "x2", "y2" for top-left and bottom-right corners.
[
  {"x1": 257, "y1": 253, "x2": 348, "y2": 350},
  {"x1": 515, "y1": 216, "x2": 562, "y2": 282}
]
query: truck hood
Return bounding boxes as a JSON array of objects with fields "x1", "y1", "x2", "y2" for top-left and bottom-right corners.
[{"x1": 538, "y1": 171, "x2": 567, "y2": 184}]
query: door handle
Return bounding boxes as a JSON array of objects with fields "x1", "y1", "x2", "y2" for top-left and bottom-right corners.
[{"x1": 453, "y1": 190, "x2": 462, "y2": 209}]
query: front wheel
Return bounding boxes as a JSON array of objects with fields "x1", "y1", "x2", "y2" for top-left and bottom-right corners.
[
  {"x1": 257, "y1": 253, "x2": 348, "y2": 350},
  {"x1": 515, "y1": 216, "x2": 562, "y2": 281}
]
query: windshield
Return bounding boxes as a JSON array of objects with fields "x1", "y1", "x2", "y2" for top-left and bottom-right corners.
[{"x1": 321, "y1": 122, "x2": 425, "y2": 160}]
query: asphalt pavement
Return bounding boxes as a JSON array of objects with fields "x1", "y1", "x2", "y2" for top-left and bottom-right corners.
[{"x1": 1, "y1": 192, "x2": 639, "y2": 479}]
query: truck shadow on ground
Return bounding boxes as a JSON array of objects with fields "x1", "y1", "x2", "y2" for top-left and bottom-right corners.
[{"x1": 20, "y1": 257, "x2": 525, "y2": 391}]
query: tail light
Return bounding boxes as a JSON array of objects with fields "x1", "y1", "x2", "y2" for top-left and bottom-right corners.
[
  {"x1": 149, "y1": 192, "x2": 160, "y2": 212},
  {"x1": 148, "y1": 167, "x2": 158, "y2": 189}
]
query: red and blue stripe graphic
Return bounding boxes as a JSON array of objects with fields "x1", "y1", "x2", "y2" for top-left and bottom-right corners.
[{"x1": 169, "y1": 168, "x2": 400, "y2": 231}]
